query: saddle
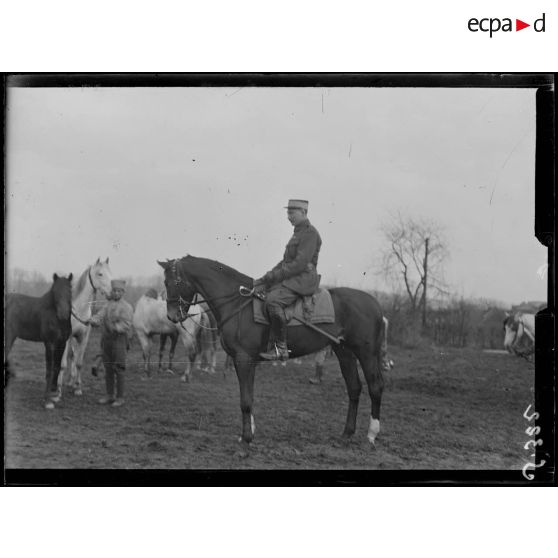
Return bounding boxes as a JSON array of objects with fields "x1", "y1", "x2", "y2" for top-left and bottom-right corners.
[{"x1": 253, "y1": 288, "x2": 335, "y2": 327}]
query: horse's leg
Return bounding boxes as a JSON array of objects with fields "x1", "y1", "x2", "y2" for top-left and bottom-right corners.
[
  {"x1": 179, "y1": 334, "x2": 196, "y2": 382},
  {"x1": 72, "y1": 329, "x2": 90, "y2": 395},
  {"x1": 59, "y1": 339, "x2": 70, "y2": 392},
  {"x1": 181, "y1": 348, "x2": 194, "y2": 383},
  {"x1": 234, "y1": 352, "x2": 257, "y2": 445},
  {"x1": 44, "y1": 342, "x2": 56, "y2": 409},
  {"x1": 50, "y1": 340, "x2": 67, "y2": 401},
  {"x1": 355, "y1": 347, "x2": 385, "y2": 446},
  {"x1": 208, "y1": 345, "x2": 217, "y2": 375},
  {"x1": 332, "y1": 344, "x2": 361, "y2": 438},
  {"x1": 196, "y1": 328, "x2": 207, "y2": 372},
  {"x1": 167, "y1": 332, "x2": 179, "y2": 374},
  {"x1": 158, "y1": 334, "x2": 167, "y2": 374},
  {"x1": 137, "y1": 331, "x2": 151, "y2": 376},
  {"x1": 205, "y1": 331, "x2": 217, "y2": 375}
]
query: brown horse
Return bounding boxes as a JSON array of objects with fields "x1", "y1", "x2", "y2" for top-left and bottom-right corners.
[
  {"x1": 158, "y1": 256, "x2": 386, "y2": 448},
  {"x1": 5, "y1": 273, "x2": 73, "y2": 409}
]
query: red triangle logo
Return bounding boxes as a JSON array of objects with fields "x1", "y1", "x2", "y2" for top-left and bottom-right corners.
[{"x1": 516, "y1": 19, "x2": 530, "y2": 31}]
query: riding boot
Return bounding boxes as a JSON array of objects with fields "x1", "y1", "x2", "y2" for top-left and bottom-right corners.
[{"x1": 260, "y1": 309, "x2": 289, "y2": 361}]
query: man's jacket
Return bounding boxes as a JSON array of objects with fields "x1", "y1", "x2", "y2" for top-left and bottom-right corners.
[{"x1": 263, "y1": 218, "x2": 322, "y2": 295}]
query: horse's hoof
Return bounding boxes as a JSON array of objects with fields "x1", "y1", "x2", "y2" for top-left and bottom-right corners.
[
  {"x1": 181, "y1": 375, "x2": 190, "y2": 383},
  {"x1": 45, "y1": 401, "x2": 55, "y2": 410},
  {"x1": 235, "y1": 439, "x2": 251, "y2": 458},
  {"x1": 74, "y1": 389, "x2": 83, "y2": 396},
  {"x1": 51, "y1": 394, "x2": 61, "y2": 403}
]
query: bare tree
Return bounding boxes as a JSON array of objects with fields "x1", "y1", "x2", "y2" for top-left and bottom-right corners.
[{"x1": 379, "y1": 212, "x2": 449, "y2": 321}]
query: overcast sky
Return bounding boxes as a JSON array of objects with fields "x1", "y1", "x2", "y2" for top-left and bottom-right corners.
[{"x1": 5, "y1": 85, "x2": 546, "y2": 306}]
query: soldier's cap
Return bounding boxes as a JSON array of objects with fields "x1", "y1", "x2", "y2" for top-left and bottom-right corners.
[
  {"x1": 111, "y1": 279, "x2": 126, "y2": 290},
  {"x1": 284, "y1": 199, "x2": 309, "y2": 211}
]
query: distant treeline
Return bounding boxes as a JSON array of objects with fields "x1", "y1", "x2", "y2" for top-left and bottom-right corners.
[
  {"x1": 5, "y1": 268, "x2": 164, "y2": 308},
  {"x1": 376, "y1": 293, "x2": 543, "y2": 350},
  {"x1": 7, "y1": 269, "x2": 544, "y2": 350}
]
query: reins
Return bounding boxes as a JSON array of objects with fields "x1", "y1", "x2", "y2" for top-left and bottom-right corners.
[
  {"x1": 166, "y1": 258, "x2": 261, "y2": 332},
  {"x1": 70, "y1": 266, "x2": 99, "y2": 326}
]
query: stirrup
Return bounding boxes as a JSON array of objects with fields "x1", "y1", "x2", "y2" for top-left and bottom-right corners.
[{"x1": 260, "y1": 343, "x2": 289, "y2": 362}]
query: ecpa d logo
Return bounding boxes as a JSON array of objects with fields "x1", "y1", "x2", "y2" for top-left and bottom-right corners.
[{"x1": 468, "y1": 13, "x2": 546, "y2": 37}]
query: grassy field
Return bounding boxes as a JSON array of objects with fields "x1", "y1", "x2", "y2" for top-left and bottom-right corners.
[{"x1": 5, "y1": 328, "x2": 534, "y2": 471}]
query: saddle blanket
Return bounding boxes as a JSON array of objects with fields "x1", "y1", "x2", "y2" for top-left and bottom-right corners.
[{"x1": 253, "y1": 288, "x2": 335, "y2": 327}]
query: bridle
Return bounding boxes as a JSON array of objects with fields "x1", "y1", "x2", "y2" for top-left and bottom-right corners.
[
  {"x1": 88, "y1": 266, "x2": 97, "y2": 292},
  {"x1": 165, "y1": 259, "x2": 259, "y2": 329},
  {"x1": 71, "y1": 266, "x2": 102, "y2": 326}
]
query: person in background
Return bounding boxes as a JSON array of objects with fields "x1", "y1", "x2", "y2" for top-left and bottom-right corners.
[{"x1": 88, "y1": 279, "x2": 133, "y2": 407}]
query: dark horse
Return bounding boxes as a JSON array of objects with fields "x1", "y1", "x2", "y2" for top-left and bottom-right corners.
[
  {"x1": 158, "y1": 256, "x2": 386, "y2": 447},
  {"x1": 5, "y1": 273, "x2": 73, "y2": 409}
]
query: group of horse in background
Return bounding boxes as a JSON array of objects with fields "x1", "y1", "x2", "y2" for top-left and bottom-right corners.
[
  {"x1": 5, "y1": 258, "x2": 220, "y2": 408},
  {"x1": 133, "y1": 288, "x2": 218, "y2": 382}
]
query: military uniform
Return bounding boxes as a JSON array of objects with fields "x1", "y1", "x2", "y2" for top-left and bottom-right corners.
[
  {"x1": 89, "y1": 280, "x2": 133, "y2": 405},
  {"x1": 257, "y1": 199, "x2": 322, "y2": 360}
]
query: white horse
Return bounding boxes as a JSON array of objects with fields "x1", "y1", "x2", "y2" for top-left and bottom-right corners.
[
  {"x1": 59, "y1": 258, "x2": 113, "y2": 395},
  {"x1": 133, "y1": 291, "x2": 217, "y2": 382},
  {"x1": 503, "y1": 312, "x2": 535, "y2": 355}
]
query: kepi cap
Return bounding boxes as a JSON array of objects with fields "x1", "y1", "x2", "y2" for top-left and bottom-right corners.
[
  {"x1": 111, "y1": 279, "x2": 126, "y2": 290},
  {"x1": 284, "y1": 199, "x2": 309, "y2": 211}
]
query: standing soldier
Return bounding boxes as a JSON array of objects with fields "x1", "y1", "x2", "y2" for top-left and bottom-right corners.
[
  {"x1": 88, "y1": 279, "x2": 133, "y2": 407},
  {"x1": 254, "y1": 199, "x2": 322, "y2": 361}
]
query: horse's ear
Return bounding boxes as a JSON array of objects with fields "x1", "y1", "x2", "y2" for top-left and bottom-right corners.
[
  {"x1": 68, "y1": 273, "x2": 73, "y2": 282},
  {"x1": 96, "y1": 257, "x2": 100, "y2": 264},
  {"x1": 105, "y1": 257, "x2": 109, "y2": 264},
  {"x1": 53, "y1": 273, "x2": 59, "y2": 281},
  {"x1": 157, "y1": 260, "x2": 167, "y2": 269}
]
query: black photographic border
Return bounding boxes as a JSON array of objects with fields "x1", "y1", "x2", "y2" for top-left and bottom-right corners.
[{"x1": 3, "y1": 73, "x2": 555, "y2": 486}]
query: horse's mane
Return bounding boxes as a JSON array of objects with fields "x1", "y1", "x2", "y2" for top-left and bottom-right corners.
[{"x1": 183, "y1": 256, "x2": 253, "y2": 285}]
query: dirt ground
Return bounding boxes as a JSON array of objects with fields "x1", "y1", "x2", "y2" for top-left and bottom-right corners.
[{"x1": 4, "y1": 328, "x2": 534, "y2": 471}]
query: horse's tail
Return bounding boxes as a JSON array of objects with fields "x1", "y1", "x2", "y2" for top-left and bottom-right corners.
[{"x1": 380, "y1": 316, "x2": 394, "y2": 373}]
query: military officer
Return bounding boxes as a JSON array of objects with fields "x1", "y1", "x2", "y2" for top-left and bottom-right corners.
[
  {"x1": 255, "y1": 199, "x2": 322, "y2": 361},
  {"x1": 88, "y1": 279, "x2": 134, "y2": 407}
]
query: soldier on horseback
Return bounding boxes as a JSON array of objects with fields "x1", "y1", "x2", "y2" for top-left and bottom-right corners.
[{"x1": 254, "y1": 199, "x2": 322, "y2": 361}]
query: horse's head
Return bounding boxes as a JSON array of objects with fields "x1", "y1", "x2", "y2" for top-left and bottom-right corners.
[
  {"x1": 52, "y1": 273, "x2": 73, "y2": 321},
  {"x1": 90, "y1": 257, "x2": 113, "y2": 297},
  {"x1": 157, "y1": 259, "x2": 196, "y2": 323},
  {"x1": 503, "y1": 312, "x2": 520, "y2": 353}
]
